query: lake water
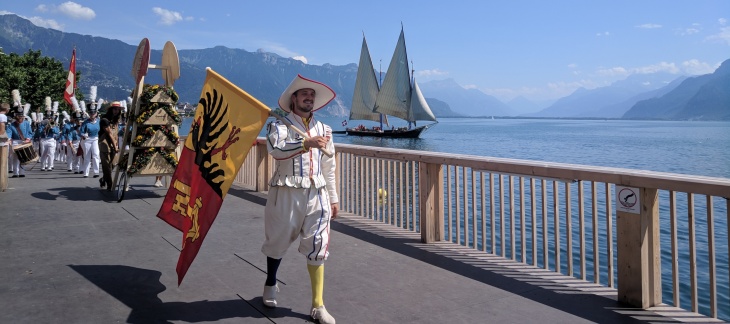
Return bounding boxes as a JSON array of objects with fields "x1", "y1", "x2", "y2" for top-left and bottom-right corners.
[
  {"x1": 181, "y1": 117, "x2": 730, "y2": 178},
  {"x1": 181, "y1": 117, "x2": 730, "y2": 319}
]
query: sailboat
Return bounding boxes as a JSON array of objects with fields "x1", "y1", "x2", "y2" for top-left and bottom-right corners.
[{"x1": 346, "y1": 28, "x2": 438, "y2": 138}]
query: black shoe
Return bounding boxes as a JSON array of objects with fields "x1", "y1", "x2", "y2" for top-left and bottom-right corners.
[
  {"x1": 68, "y1": 170, "x2": 72, "y2": 172},
  {"x1": 83, "y1": 175, "x2": 88, "y2": 178},
  {"x1": 19, "y1": 175, "x2": 25, "y2": 178},
  {"x1": 11, "y1": 175, "x2": 18, "y2": 178},
  {"x1": 99, "y1": 178, "x2": 105, "y2": 188},
  {"x1": 93, "y1": 175, "x2": 99, "y2": 178}
]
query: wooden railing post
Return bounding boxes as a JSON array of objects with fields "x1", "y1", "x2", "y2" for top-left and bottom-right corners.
[
  {"x1": 617, "y1": 186, "x2": 661, "y2": 308},
  {"x1": 0, "y1": 144, "x2": 8, "y2": 192},
  {"x1": 419, "y1": 161, "x2": 443, "y2": 243},
  {"x1": 255, "y1": 141, "x2": 269, "y2": 192}
]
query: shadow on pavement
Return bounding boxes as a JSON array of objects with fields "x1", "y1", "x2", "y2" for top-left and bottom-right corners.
[{"x1": 68, "y1": 264, "x2": 293, "y2": 323}]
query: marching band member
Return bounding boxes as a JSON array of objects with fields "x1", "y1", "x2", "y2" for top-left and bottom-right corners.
[
  {"x1": 34, "y1": 116, "x2": 59, "y2": 171},
  {"x1": 65, "y1": 111, "x2": 83, "y2": 174},
  {"x1": 80, "y1": 104, "x2": 101, "y2": 178},
  {"x1": 7, "y1": 106, "x2": 33, "y2": 178},
  {"x1": 99, "y1": 101, "x2": 121, "y2": 191},
  {"x1": 0, "y1": 103, "x2": 9, "y2": 176}
]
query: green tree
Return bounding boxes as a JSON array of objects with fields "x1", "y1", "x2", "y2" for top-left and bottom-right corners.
[{"x1": 0, "y1": 49, "x2": 83, "y2": 115}]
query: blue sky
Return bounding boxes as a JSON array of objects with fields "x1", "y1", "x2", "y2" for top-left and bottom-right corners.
[{"x1": 2, "y1": 1, "x2": 729, "y2": 101}]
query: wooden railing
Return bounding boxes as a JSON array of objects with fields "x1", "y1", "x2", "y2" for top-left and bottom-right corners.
[{"x1": 238, "y1": 138, "x2": 730, "y2": 320}]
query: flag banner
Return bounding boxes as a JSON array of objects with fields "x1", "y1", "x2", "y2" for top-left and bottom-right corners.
[
  {"x1": 157, "y1": 68, "x2": 271, "y2": 285},
  {"x1": 64, "y1": 49, "x2": 76, "y2": 107}
]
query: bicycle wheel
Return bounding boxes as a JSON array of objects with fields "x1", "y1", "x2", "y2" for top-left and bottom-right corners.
[{"x1": 116, "y1": 171, "x2": 128, "y2": 202}]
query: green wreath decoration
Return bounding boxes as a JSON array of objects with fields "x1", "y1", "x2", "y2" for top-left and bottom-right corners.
[
  {"x1": 141, "y1": 84, "x2": 179, "y2": 104},
  {"x1": 135, "y1": 102, "x2": 183, "y2": 125},
  {"x1": 119, "y1": 147, "x2": 178, "y2": 175},
  {"x1": 131, "y1": 125, "x2": 180, "y2": 147}
]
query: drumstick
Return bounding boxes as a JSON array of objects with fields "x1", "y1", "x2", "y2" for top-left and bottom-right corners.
[{"x1": 269, "y1": 112, "x2": 334, "y2": 157}]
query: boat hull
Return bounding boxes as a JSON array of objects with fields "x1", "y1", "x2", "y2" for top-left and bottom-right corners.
[{"x1": 346, "y1": 124, "x2": 433, "y2": 138}]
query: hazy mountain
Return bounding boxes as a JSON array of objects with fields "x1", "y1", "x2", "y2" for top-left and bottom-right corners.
[
  {"x1": 0, "y1": 14, "x2": 357, "y2": 116},
  {"x1": 419, "y1": 78, "x2": 515, "y2": 117},
  {"x1": 506, "y1": 96, "x2": 549, "y2": 115},
  {"x1": 530, "y1": 72, "x2": 681, "y2": 118},
  {"x1": 3, "y1": 14, "x2": 727, "y2": 120},
  {"x1": 424, "y1": 98, "x2": 465, "y2": 117},
  {"x1": 623, "y1": 60, "x2": 730, "y2": 120},
  {"x1": 577, "y1": 76, "x2": 688, "y2": 118}
]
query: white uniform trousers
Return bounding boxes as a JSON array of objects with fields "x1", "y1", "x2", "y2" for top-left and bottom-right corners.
[
  {"x1": 67, "y1": 140, "x2": 81, "y2": 172},
  {"x1": 262, "y1": 186, "x2": 332, "y2": 264},
  {"x1": 9, "y1": 140, "x2": 26, "y2": 176},
  {"x1": 82, "y1": 137, "x2": 100, "y2": 176},
  {"x1": 56, "y1": 140, "x2": 65, "y2": 162},
  {"x1": 40, "y1": 138, "x2": 56, "y2": 170}
]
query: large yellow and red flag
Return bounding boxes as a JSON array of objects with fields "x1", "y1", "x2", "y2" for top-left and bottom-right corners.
[{"x1": 157, "y1": 68, "x2": 270, "y2": 285}]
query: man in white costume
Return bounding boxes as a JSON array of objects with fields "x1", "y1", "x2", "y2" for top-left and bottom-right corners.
[{"x1": 261, "y1": 74, "x2": 338, "y2": 324}]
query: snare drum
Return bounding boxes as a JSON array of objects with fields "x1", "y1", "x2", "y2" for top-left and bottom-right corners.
[{"x1": 13, "y1": 143, "x2": 39, "y2": 164}]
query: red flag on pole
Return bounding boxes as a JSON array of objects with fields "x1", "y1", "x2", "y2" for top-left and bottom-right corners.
[
  {"x1": 157, "y1": 68, "x2": 271, "y2": 285},
  {"x1": 64, "y1": 49, "x2": 76, "y2": 107}
]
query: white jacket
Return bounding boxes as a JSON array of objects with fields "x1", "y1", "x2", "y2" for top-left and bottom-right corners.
[{"x1": 266, "y1": 113, "x2": 338, "y2": 204}]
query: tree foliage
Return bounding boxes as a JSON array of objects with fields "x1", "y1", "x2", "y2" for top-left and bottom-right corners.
[{"x1": 0, "y1": 49, "x2": 83, "y2": 115}]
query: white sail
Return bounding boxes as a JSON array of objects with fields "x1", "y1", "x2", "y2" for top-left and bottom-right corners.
[
  {"x1": 408, "y1": 80, "x2": 437, "y2": 122},
  {"x1": 373, "y1": 28, "x2": 411, "y2": 121},
  {"x1": 349, "y1": 36, "x2": 381, "y2": 123}
]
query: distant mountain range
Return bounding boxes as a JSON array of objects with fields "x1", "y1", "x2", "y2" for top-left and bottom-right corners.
[{"x1": 1, "y1": 14, "x2": 728, "y2": 120}]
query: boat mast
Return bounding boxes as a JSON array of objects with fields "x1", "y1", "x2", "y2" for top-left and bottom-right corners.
[
  {"x1": 410, "y1": 60, "x2": 415, "y2": 128},
  {"x1": 379, "y1": 59, "x2": 384, "y2": 129}
]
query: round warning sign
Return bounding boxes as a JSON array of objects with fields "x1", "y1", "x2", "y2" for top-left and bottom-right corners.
[{"x1": 616, "y1": 185, "x2": 640, "y2": 214}]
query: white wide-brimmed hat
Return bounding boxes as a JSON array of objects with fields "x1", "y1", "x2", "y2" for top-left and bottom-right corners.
[{"x1": 278, "y1": 74, "x2": 335, "y2": 113}]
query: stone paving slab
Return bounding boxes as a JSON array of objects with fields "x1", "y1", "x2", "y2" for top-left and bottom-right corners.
[{"x1": 0, "y1": 161, "x2": 724, "y2": 323}]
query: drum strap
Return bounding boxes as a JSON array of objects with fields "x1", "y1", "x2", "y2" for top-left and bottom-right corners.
[{"x1": 14, "y1": 124, "x2": 25, "y2": 141}]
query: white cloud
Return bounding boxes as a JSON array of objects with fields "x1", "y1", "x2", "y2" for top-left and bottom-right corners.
[
  {"x1": 463, "y1": 84, "x2": 478, "y2": 90},
  {"x1": 680, "y1": 28, "x2": 700, "y2": 35},
  {"x1": 681, "y1": 59, "x2": 718, "y2": 75},
  {"x1": 57, "y1": 2, "x2": 95, "y2": 20},
  {"x1": 719, "y1": 18, "x2": 727, "y2": 26},
  {"x1": 567, "y1": 63, "x2": 577, "y2": 69},
  {"x1": 185, "y1": 16, "x2": 194, "y2": 22},
  {"x1": 0, "y1": 10, "x2": 63, "y2": 30},
  {"x1": 35, "y1": 5, "x2": 49, "y2": 13},
  {"x1": 258, "y1": 41, "x2": 299, "y2": 58},
  {"x1": 292, "y1": 56, "x2": 308, "y2": 64},
  {"x1": 415, "y1": 69, "x2": 448, "y2": 78},
  {"x1": 633, "y1": 62, "x2": 680, "y2": 74},
  {"x1": 28, "y1": 16, "x2": 64, "y2": 30},
  {"x1": 595, "y1": 60, "x2": 716, "y2": 78},
  {"x1": 596, "y1": 31, "x2": 610, "y2": 37},
  {"x1": 596, "y1": 66, "x2": 630, "y2": 77},
  {"x1": 706, "y1": 26, "x2": 730, "y2": 45},
  {"x1": 636, "y1": 23, "x2": 661, "y2": 29},
  {"x1": 152, "y1": 7, "x2": 183, "y2": 25}
]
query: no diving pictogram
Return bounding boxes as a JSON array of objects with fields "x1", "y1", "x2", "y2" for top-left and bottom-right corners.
[{"x1": 616, "y1": 185, "x2": 640, "y2": 214}]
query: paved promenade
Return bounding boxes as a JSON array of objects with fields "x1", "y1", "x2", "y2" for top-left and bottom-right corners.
[{"x1": 0, "y1": 161, "x2": 724, "y2": 323}]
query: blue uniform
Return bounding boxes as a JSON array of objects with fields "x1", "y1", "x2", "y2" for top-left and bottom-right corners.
[
  {"x1": 34, "y1": 125, "x2": 59, "y2": 140},
  {"x1": 63, "y1": 123, "x2": 80, "y2": 141},
  {"x1": 8, "y1": 119, "x2": 33, "y2": 176},
  {"x1": 80, "y1": 119, "x2": 101, "y2": 138},
  {"x1": 8, "y1": 119, "x2": 33, "y2": 140}
]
